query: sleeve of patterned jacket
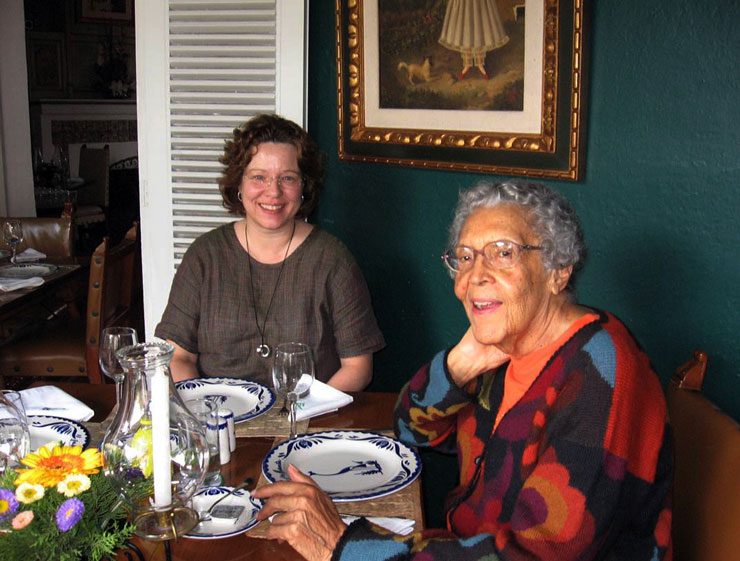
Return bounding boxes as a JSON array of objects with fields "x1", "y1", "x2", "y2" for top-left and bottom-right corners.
[
  {"x1": 331, "y1": 329, "x2": 672, "y2": 561},
  {"x1": 332, "y1": 349, "x2": 508, "y2": 561}
]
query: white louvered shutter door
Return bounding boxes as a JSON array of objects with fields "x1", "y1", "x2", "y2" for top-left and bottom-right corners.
[{"x1": 135, "y1": 0, "x2": 306, "y2": 338}]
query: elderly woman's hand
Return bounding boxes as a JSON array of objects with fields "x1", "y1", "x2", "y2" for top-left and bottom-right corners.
[
  {"x1": 252, "y1": 464, "x2": 346, "y2": 561},
  {"x1": 447, "y1": 327, "x2": 510, "y2": 386}
]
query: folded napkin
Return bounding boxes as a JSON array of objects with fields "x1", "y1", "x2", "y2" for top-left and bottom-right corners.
[
  {"x1": 0, "y1": 276, "x2": 44, "y2": 292},
  {"x1": 15, "y1": 248, "x2": 47, "y2": 262},
  {"x1": 19, "y1": 386, "x2": 95, "y2": 422},
  {"x1": 294, "y1": 379, "x2": 353, "y2": 422},
  {"x1": 341, "y1": 515, "x2": 415, "y2": 536}
]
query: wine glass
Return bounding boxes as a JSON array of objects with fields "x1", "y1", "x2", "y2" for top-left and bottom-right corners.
[
  {"x1": 272, "y1": 342, "x2": 314, "y2": 438},
  {"x1": 99, "y1": 327, "x2": 138, "y2": 415},
  {"x1": 3, "y1": 220, "x2": 24, "y2": 265},
  {"x1": 0, "y1": 391, "x2": 30, "y2": 472}
]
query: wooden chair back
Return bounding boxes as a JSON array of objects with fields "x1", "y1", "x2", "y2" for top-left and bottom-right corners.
[
  {"x1": 0, "y1": 216, "x2": 75, "y2": 258},
  {"x1": 667, "y1": 350, "x2": 740, "y2": 561},
  {"x1": 84, "y1": 223, "x2": 139, "y2": 383}
]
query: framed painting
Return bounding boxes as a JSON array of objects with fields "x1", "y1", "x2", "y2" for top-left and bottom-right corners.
[
  {"x1": 80, "y1": 0, "x2": 134, "y2": 23},
  {"x1": 336, "y1": 0, "x2": 589, "y2": 180}
]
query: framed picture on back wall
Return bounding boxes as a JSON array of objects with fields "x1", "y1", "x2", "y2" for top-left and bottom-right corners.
[{"x1": 336, "y1": 0, "x2": 590, "y2": 181}]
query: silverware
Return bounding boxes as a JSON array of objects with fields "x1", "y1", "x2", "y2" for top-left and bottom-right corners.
[
  {"x1": 278, "y1": 398, "x2": 289, "y2": 417},
  {"x1": 199, "y1": 477, "x2": 254, "y2": 522}
]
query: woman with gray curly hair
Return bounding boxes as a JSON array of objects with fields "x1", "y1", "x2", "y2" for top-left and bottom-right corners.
[{"x1": 254, "y1": 180, "x2": 672, "y2": 561}]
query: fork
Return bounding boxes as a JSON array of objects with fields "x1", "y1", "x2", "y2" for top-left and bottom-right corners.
[
  {"x1": 199, "y1": 478, "x2": 254, "y2": 522},
  {"x1": 278, "y1": 398, "x2": 289, "y2": 417}
]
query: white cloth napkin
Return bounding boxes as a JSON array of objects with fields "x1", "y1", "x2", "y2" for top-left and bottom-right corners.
[
  {"x1": 341, "y1": 515, "x2": 415, "y2": 536},
  {"x1": 0, "y1": 276, "x2": 44, "y2": 292},
  {"x1": 15, "y1": 248, "x2": 46, "y2": 262},
  {"x1": 294, "y1": 379, "x2": 353, "y2": 421},
  {"x1": 19, "y1": 386, "x2": 95, "y2": 422}
]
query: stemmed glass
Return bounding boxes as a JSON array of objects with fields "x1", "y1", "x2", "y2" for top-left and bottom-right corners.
[
  {"x1": 3, "y1": 220, "x2": 24, "y2": 265},
  {"x1": 99, "y1": 327, "x2": 139, "y2": 416},
  {"x1": 0, "y1": 390, "x2": 30, "y2": 472},
  {"x1": 272, "y1": 342, "x2": 314, "y2": 438}
]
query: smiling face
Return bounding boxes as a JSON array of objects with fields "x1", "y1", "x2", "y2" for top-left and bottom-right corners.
[
  {"x1": 453, "y1": 204, "x2": 565, "y2": 357},
  {"x1": 239, "y1": 142, "x2": 303, "y2": 233}
]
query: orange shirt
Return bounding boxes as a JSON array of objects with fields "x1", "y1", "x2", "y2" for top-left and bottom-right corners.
[{"x1": 494, "y1": 313, "x2": 599, "y2": 430}]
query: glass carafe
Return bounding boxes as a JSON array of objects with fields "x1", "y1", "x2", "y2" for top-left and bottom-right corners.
[
  {"x1": 0, "y1": 392, "x2": 30, "y2": 473},
  {"x1": 101, "y1": 342, "x2": 207, "y2": 540}
]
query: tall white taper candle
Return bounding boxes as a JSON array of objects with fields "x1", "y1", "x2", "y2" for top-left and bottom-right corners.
[{"x1": 150, "y1": 371, "x2": 172, "y2": 507}]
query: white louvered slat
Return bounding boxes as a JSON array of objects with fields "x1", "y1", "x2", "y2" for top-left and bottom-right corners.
[
  {"x1": 168, "y1": 0, "x2": 278, "y2": 267},
  {"x1": 137, "y1": 0, "x2": 306, "y2": 339}
]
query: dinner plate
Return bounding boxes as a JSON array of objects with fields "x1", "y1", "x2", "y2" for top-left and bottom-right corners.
[
  {"x1": 263, "y1": 430, "x2": 422, "y2": 502},
  {"x1": 176, "y1": 378, "x2": 275, "y2": 423},
  {"x1": 0, "y1": 263, "x2": 58, "y2": 279},
  {"x1": 185, "y1": 486, "x2": 263, "y2": 539},
  {"x1": 28, "y1": 415, "x2": 90, "y2": 450}
]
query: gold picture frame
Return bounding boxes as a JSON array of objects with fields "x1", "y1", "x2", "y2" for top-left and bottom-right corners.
[{"x1": 336, "y1": 0, "x2": 589, "y2": 180}]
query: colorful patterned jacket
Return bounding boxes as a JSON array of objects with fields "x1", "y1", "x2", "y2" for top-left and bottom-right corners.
[{"x1": 333, "y1": 310, "x2": 672, "y2": 561}]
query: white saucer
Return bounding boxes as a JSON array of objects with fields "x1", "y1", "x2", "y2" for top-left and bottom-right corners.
[{"x1": 185, "y1": 486, "x2": 263, "y2": 539}]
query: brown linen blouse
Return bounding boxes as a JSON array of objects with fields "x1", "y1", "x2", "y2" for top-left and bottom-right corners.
[{"x1": 155, "y1": 223, "x2": 385, "y2": 386}]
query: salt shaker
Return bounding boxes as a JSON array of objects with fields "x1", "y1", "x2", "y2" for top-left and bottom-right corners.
[{"x1": 220, "y1": 408, "x2": 236, "y2": 452}]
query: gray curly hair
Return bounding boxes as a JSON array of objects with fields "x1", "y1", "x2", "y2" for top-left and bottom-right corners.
[{"x1": 448, "y1": 180, "x2": 586, "y2": 285}]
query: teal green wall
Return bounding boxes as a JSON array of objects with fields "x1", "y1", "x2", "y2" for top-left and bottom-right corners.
[{"x1": 308, "y1": 2, "x2": 740, "y2": 421}]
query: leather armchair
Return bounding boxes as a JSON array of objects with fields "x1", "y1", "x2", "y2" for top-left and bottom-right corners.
[{"x1": 0, "y1": 216, "x2": 75, "y2": 258}]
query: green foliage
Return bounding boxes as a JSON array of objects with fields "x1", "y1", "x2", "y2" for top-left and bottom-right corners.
[{"x1": 0, "y1": 467, "x2": 135, "y2": 561}]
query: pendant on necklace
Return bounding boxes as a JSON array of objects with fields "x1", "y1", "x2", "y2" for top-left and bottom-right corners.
[{"x1": 257, "y1": 343, "x2": 271, "y2": 358}]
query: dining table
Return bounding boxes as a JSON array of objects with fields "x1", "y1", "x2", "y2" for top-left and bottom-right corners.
[
  {"x1": 0, "y1": 260, "x2": 85, "y2": 345},
  {"x1": 37, "y1": 382, "x2": 425, "y2": 561}
]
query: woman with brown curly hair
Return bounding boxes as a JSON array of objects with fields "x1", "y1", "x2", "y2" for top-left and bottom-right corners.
[{"x1": 155, "y1": 114, "x2": 385, "y2": 390}]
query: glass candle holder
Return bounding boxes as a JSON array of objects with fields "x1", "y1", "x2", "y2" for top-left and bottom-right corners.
[{"x1": 101, "y1": 342, "x2": 208, "y2": 540}]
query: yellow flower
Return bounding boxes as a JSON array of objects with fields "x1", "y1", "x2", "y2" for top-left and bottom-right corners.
[
  {"x1": 57, "y1": 474, "x2": 91, "y2": 497},
  {"x1": 15, "y1": 445, "x2": 103, "y2": 488},
  {"x1": 15, "y1": 482, "x2": 45, "y2": 504}
]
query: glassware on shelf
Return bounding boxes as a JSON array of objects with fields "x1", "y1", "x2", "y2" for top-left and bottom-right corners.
[{"x1": 101, "y1": 342, "x2": 208, "y2": 540}]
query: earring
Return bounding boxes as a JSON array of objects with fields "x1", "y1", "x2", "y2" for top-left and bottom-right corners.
[
  {"x1": 301, "y1": 194, "x2": 305, "y2": 201},
  {"x1": 238, "y1": 192, "x2": 243, "y2": 201}
]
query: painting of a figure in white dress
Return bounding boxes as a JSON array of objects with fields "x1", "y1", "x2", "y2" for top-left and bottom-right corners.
[{"x1": 379, "y1": 0, "x2": 524, "y2": 111}]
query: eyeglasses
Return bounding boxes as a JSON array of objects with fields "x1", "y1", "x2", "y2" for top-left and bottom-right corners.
[
  {"x1": 244, "y1": 172, "x2": 303, "y2": 191},
  {"x1": 441, "y1": 240, "x2": 543, "y2": 274}
]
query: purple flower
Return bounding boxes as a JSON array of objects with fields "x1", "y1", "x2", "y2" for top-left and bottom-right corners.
[
  {"x1": 0, "y1": 488, "x2": 19, "y2": 521},
  {"x1": 56, "y1": 498, "x2": 85, "y2": 532}
]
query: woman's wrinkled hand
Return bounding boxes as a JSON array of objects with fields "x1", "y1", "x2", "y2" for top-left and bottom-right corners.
[
  {"x1": 252, "y1": 464, "x2": 346, "y2": 561},
  {"x1": 446, "y1": 327, "x2": 510, "y2": 387}
]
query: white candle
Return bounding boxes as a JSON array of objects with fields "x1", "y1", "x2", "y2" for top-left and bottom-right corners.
[{"x1": 150, "y1": 371, "x2": 172, "y2": 507}]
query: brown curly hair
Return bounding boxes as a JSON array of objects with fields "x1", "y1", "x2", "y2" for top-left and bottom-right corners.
[{"x1": 219, "y1": 114, "x2": 325, "y2": 218}]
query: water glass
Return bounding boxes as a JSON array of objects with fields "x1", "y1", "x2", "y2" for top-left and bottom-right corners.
[
  {"x1": 99, "y1": 327, "x2": 138, "y2": 416},
  {"x1": 0, "y1": 391, "x2": 30, "y2": 472},
  {"x1": 272, "y1": 342, "x2": 314, "y2": 438},
  {"x1": 186, "y1": 398, "x2": 221, "y2": 486},
  {"x1": 3, "y1": 220, "x2": 24, "y2": 265}
]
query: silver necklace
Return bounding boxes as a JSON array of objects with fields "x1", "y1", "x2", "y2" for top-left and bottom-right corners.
[{"x1": 245, "y1": 220, "x2": 296, "y2": 358}]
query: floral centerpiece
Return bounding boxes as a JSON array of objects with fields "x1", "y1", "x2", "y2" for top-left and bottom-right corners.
[{"x1": 0, "y1": 442, "x2": 135, "y2": 561}]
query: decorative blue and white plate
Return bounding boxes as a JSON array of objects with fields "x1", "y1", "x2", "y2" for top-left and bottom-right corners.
[
  {"x1": 263, "y1": 430, "x2": 422, "y2": 502},
  {"x1": 176, "y1": 378, "x2": 275, "y2": 423},
  {"x1": 28, "y1": 415, "x2": 90, "y2": 450},
  {"x1": 185, "y1": 486, "x2": 263, "y2": 539}
]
